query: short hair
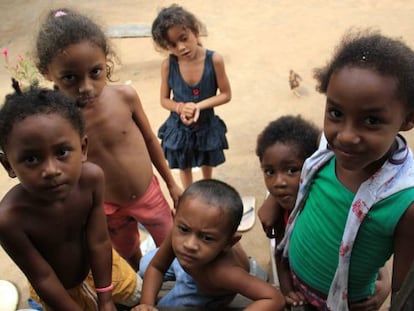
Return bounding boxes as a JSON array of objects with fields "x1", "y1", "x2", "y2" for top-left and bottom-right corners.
[
  {"x1": 314, "y1": 29, "x2": 414, "y2": 109},
  {"x1": 178, "y1": 179, "x2": 243, "y2": 235},
  {"x1": 0, "y1": 84, "x2": 84, "y2": 151},
  {"x1": 151, "y1": 4, "x2": 201, "y2": 51},
  {"x1": 256, "y1": 115, "x2": 320, "y2": 162},
  {"x1": 35, "y1": 8, "x2": 115, "y2": 79}
]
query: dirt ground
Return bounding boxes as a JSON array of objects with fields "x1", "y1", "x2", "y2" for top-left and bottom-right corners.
[{"x1": 1, "y1": 0, "x2": 414, "y2": 308}]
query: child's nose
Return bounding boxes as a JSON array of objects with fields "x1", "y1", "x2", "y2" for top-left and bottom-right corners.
[
  {"x1": 177, "y1": 42, "x2": 186, "y2": 51},
  {"x1": 79, "y1": 78, "x2": 93, "y2": 94},
  {"x1": 338, "y1": 123, "x2": 360, "y2": 145},
  {"x1": 273, "y1": 172, "x2": 287, "y2": 187},
  {"x1": 183, "y1": 235, "x2": 199, "y2": 251},
  {"x1": 41, "y1": 158, "x2": 61, "y2": 178}
]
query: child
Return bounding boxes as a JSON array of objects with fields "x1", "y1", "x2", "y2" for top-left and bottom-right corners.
[
  {"x1": 277, "y1": 30, "x2": 414, "y2": 310},
  {"x1": 257, "y1": 115, "x2": 390, "y2": 310},
  {"x1": 35, "y1": 8, "x2": 182, "y2": 271},
  {"x1": 151, "y1": 4, "x2": 232, "y2": 188},
  {"x1": 256, "y1": 115, "x2": 320, "y2": 240},
  {"x1": 132, "y1": 179, "x2": 285, "y2": 311},
  {"x1": 0, "y1": 85, "x2": 141, "y2": 310}
]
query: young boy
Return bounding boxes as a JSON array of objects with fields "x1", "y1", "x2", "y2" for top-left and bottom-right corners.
[
  {"x1": 0, "y1": 85, "x2": 141, "y2": 310},
  {"x1": 133, "y1": 179, "x2": 285, "y2": 311},
  {"x1": 35, "y1": 8, "x2": 183, "y2": 270}
]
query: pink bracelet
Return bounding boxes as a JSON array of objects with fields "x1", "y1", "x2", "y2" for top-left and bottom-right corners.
[
  {"x1": 175, "y1": 102, "x2": 183, "y2": 114},
  {"x1": 95, "y1": 283, "x2": 113, "y2": 293}
]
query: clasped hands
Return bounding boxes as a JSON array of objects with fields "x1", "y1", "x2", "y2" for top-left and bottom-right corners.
[{"x1": 176, "y1": 102, "x2": 200, "y2": 126}]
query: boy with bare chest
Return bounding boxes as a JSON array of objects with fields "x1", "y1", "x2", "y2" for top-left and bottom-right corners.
[{"x1": 0, "y1": 86, "x2": 140, "y2": 310}]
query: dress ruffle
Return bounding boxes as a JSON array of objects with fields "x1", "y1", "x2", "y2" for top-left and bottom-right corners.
[{"x1": 158, "y1": 114, "x2": 228, "y2": 169}]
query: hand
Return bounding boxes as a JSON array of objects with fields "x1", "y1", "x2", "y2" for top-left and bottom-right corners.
[
  {"x1": 285, "y1": 290, "x2": 307, "y2": 308},
  {"x1": 179, "y1": 102, "x2": 200, "y2": 125},
  {"x1": 167, "y1": 182, "x2": 183, "y2": 209},
  {"x1": 349, "y1": 267, "x2": 390, "y2": 310},
  {"x1": 131, "y1": 304, "x2": 158, "y2": 311},
  {"x1": 180, "y1": 113, "x2": 194, "y2": 126},
  {"x1": 349, "y1": 284, "x2": 390, "y2": 310}
]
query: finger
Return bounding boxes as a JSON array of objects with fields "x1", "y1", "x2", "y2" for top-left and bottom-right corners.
[
  {"x1": 284, "y1": 296, "x2": 297, "y2": 306},
  {"x1": 288, "y1": 291, "x2": 306, "y2": 305}
]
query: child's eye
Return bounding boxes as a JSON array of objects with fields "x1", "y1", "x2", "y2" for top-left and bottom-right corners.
[
  {"x1": 23, "y1": 155, "x2": 39, "y2": 165},
  {"x1": 178, "y1": 225, "x2": 189, "y2": 234},
  {"x1": 61, "y1": 75, "x2": 76, "y2": 84},
  {"x1": 56, "y1": 147, "x2": 70, "y2": 159},
  {"x1": 364, "y1": 116, "x2": 381, "y2": 126},
  {"x1": 201, "y1": 234, "x2": 214, "y2": 242},
  {"x1": 287, "y1": 167, "x2": 301, "y2": 174},
  {"x1": 91, "y1": 68, "x2": 102, "y2": 78},
  {"x1": 263, "y1": 168, "x2": 275, "y2": 176},
  {"x1": 328, "y1": 109, "x2": 342, "y2": 119}
]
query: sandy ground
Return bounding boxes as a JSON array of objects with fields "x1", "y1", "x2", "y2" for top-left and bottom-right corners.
[{"x1": 1, "y1": 0, "x2": 414, "y2": 308}]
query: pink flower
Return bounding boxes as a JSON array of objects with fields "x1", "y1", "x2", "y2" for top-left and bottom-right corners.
[
  {"x1": 18, "y1": 55, "x2": 24, "y2": 61},
  {"x1": 2, "y1": 48, "x2": 8, "y2": 56}
]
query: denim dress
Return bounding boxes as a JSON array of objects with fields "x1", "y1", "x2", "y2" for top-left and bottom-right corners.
[{"x1": 158, "y1": 49, "x2": 228, "y2": 170}]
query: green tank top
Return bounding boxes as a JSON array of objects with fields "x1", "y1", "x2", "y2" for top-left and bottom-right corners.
[{"x1": 289, "y1": 157, "x2": 414, "y2": 302}]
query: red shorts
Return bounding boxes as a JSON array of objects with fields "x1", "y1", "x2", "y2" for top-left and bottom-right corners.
[{"x1": 104, "y1": 175, "x2": 173, "y2": 258}]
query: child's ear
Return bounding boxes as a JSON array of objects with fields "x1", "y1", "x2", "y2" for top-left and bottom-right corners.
[
  {"x1": 0, "y1": 152, "x2": 16, "y2": 178},
  {"x1": 81, "y1": 135, "x2": 88, "y2": 162},
  {"x1": 400, "y1": 110, "x2": 414, "y2": 131},
  {"x1": 224, "y1": 233, "x2": 242, "y2": 251}
]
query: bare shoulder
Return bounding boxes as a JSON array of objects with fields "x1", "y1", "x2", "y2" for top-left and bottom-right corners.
[
  {"x1": 396, "y1": 201, "x2": 414, "y2": 233},
  {"x1": 208, "y1": 244, "x2": 249, "y2": 279},
  {"x1": 78, "y1": 161, "x2": 104, "y2": 186},
  {"x1": 0, "y1": 185, "x2": 29, "y2": 231},
  {"x1": 161, "y1": 57, "x2": 170, "y2": 69},
  {"x1": 211, "y1": 51, "x2": 225, "y2": 66},
  {"x1": 108, "y1": 84, "x2": 139, "y2": 102}
]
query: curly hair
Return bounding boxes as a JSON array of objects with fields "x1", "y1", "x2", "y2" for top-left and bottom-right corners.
[
  {"x1": 0, "y1": 82, "x2": 84, "y2": 151},
  {"x1": 314, "y1": 29, "x2": 414, "y2": 109},
  {"x1": 256, "y1": 115, "x2": 320, "y2": 162},
  {"x1": 178, "y1": 179, "x2": 243, "y2": 236},
  {"x1": 35, "y1": 8, "x2": 116, "y2": 80},
  {"x1": 151, "y1": 4, "x2": 201, "y2": 51}
]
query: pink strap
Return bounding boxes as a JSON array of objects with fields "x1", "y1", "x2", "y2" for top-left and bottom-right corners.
[{"x1": 95, "y1": 283, "x2": 113, "y2": 293}]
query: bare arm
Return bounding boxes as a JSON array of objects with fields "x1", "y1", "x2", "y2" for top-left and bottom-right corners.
[
  {"x1": 0, "y1": 198, "x2": 82, "y2": 310},
  {"x1": 129, "y1": 86, "x2": 182, "y2": 207},
  {"x1": 391, "y1": 203, "x2": 414, "y2": 299},
  {"x1": 84, "y1": 163, "x2": 117, "y2": 311},
  {"x1": 211, "y1": 265, "x2": 285, "y2": 311},
  {"x1": 258, "y1": 195, "x2": 283, "y2": 238},
  {"x1": 275, "y1": 253, "x2": 306, "y2": 307},
  {"x1": 160, "y1": 58, "x2": 177, "y2": 112},
  {"x1": 132, "y1": 232, "x2": 175, "y2": 310}
]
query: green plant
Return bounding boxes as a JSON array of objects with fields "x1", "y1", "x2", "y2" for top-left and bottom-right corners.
[{"x1": 2, "y1": 48, "x2": 43, "y2": 89}]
